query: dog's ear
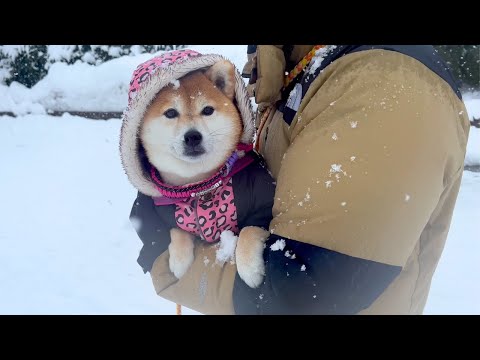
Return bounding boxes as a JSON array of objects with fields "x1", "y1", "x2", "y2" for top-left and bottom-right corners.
[{"x1": 205, "y1": 60, "x2": 236, "y2": 100}]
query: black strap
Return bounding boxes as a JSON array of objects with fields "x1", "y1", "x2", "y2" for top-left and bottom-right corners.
[{"x1": 281, "y1": 45, "x2": 463, "y2": 125}]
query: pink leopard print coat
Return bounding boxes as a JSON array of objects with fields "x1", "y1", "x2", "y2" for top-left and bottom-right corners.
[{"x1": 131, "y1": 151, "x2": 276, "y2": 273}]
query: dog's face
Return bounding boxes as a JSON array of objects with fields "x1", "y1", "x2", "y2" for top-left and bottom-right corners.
[{"x1": 141, "y1": 60, "x2": 242, "y2": 184}]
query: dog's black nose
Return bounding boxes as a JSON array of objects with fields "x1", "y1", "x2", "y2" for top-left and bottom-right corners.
[{"x1": 184, "y1": 130, "x2": 203, "y2": 147}]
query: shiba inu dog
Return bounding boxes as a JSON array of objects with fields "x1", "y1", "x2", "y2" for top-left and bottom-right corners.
[{"x1": 121, "y1": 50, "x2": 275, "y2": 288}]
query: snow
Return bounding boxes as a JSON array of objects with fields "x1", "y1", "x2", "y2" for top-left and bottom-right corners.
[
  {"x1": 464, "y1": 93, "x2": 479, "y2": 120},
  {"x1": 464, "y1": 94, "x2": 480, "y2": 166},
  {"x1": 270, "y1": 239, "x2": 286, "y2": 251},
  {"x1": 465, "y1": 127, "x2": 479, "y2": 166},
  {"x1": 215, "y1": 230, "x2": 238, "y2": 265},
  {"x1": 0, "y1": 45, "x2": 27, "y2": 59},
  {"x1": 306, "y1": 45, "x2": 338, "y2": 77},
  {"x1": 47, "y1": 45, "x2": 77, "y2": 63},
  {"x1": 0, "y1": 45, "x2": 478, "y2": 315},
  {"x1": 108, "y1": 46, "x2": 122, "y2": 58},
  {"x1": 330, "y1": 164, "x2": 343, "y2": 174},
  {"x1": 0, "y1": 113, "x2": 197, "y2": 315}
]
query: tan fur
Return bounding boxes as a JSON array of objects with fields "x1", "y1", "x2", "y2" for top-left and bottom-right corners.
[
  {"x1": 235, "y1": 226, "x2": 270, "y2": 288},
  {"x1": 141, "y1": 62, "x2": 242, "y2": 186},
  {"x1": 139, "y1": 61, "x2": 268, "y2": 286},
  {"x1": 168, "y1": 228, "x2": 196, "y2": 279}
]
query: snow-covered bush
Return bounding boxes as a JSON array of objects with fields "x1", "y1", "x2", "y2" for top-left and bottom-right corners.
[{"x1": 0, "y1": 45, "x2": 185, "y2": 88}]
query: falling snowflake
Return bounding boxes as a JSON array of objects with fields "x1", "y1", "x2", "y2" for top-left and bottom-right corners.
[
  {"x1": 350, "y1": 121, "x2": 358, "y2": 128},
  {"x1": 332, "y1": 133, "x2": 338, "y2": 141},
  {"x1": 325, "y1": 180, "x2": 333, "y2": 188},
  {"x1": 130, "y1": 216, "x2": 142, "y2": 232},
  {"x1": 350, "y1": 156, "x2": 356, "y2": 162},
  {"x1": 301, "y1": 265, "x2": 306, "y2": 271},
  {"x1": 405, "y1": 194, "x2": 411, "y2": 202},
  {"x1": 341, "y1": 202, "x2": 347, "y2": 207}
]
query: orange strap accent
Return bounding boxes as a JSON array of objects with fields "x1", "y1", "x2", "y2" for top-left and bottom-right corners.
[
  {"x1": 284, "y1": 45, "x2": 325, "y2": 88},
  {"x1": 176, "y1": 303, "x2": 182, "y2": 315},
  {"x1": 255, "y1": 46, "x2": 325, "y2": 150}
]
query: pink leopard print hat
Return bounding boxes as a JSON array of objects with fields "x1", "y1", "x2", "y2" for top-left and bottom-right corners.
[{"x1": 119, "y1": 49, "x2": 255, "y2": 197}]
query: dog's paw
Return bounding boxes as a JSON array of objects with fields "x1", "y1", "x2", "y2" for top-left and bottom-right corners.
[
  {"x1": 169, "y1": 229, "x2": 195, "y2": 279},
  {"x1": 235, "y1": 226, "x2": 269, "y2": 288}
]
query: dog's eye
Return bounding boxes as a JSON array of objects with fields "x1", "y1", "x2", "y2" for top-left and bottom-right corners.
[
  {"x1": 164, "y1": 109, "x2": 179, "y2": 119},
  {"x1": 201, "y1": 106, "x2": 215, "y2": 116}
]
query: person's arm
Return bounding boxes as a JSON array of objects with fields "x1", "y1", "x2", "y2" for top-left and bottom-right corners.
[{"x1": 233, "y1": 234, "x2": 401, "y2": 314}]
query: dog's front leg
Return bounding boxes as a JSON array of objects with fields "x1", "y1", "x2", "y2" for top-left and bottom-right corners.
[
  {"x1": 169, "y1": 228, "x2": 195, "y2": 279},
  {"x1": 235, "y1": 226, "x2": 270, "y2": 288}
]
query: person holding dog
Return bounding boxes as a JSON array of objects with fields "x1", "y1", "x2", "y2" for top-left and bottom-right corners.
[{"x1": 124, "y1": 45, "x2": 470, "y2": 314}]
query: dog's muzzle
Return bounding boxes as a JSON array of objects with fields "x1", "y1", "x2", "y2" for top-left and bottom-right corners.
[{"x1": 183, "y1": 129, "x2": 205, "y2": 157}]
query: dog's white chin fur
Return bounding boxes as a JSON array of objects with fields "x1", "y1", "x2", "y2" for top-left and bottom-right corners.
[{"x1": 148, "y1": 150, "x2": 227, "y2": 185}]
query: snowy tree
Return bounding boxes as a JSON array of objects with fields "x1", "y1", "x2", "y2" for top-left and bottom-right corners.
[
  {"x1": 435, "y1": 45, "x2": 480, "y2": 92},
  {"x1": 0, "y1": 45, "x2": 186, "y2": 88}
]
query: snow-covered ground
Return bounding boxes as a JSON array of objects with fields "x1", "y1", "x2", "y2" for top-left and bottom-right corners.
[
  {"x1": 0, "y1": 114, "x2": 190, "y2": 314},
  {"x1": 463, "y1": 93, "x2": 480, "y2": 167},
  {"x1": 0, "y1": 46, "x2": 479, "y2": 314}
]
